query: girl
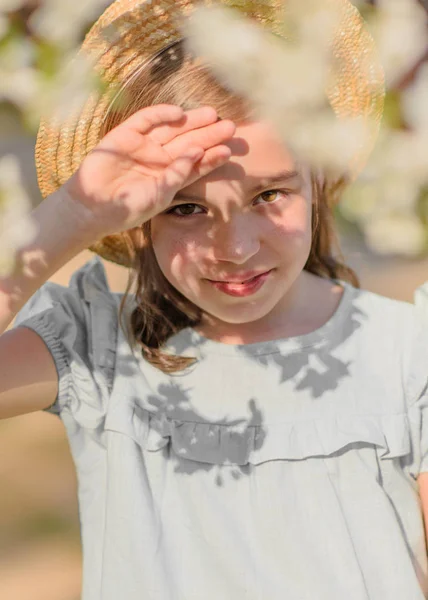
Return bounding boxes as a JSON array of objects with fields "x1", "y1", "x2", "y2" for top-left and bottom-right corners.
[{"x1": 1, "y1": 0, "x2": 428, "y2": 598}]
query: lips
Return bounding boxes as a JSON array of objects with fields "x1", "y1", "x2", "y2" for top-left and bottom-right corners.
[
  {"x1": 208, "y1": 270, "x2": 272, "y2": 284},
  {"x1": 207, "y1": 269, "x2": 273, "y2": 297}
]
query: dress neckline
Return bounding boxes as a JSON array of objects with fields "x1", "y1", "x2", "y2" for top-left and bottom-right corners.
[{"x1": 169, "y1": 279, "x2": 355, "y2": 357}]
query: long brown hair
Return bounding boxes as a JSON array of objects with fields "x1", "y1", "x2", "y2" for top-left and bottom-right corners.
[{"x1": 101, "y1": 41, "x2": 359, "y2": 373}]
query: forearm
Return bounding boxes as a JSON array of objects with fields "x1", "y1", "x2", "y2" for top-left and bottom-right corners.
[{"x1": 0, "y1": 189, "x2": 97, "y2": 334}]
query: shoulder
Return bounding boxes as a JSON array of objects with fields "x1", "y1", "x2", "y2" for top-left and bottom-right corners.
[
  {"x1": 341, "y1": 281, "x2": 428, "y2": 403},
  {"x1": 344, "y1": 281, "x2": 417, "y2": 334},
  {"x1": 13, "y1": 257, "x2": 124, "y2": 378},
  {"x1": 13, "y1": 257, "x2": 125, "y2": 418},
  {"x1": 351, "y1": 282, "x2": 414, "y2": 314},
  {"x1": 15, "y1": 257, "x2": 120, "y2": 325},
  {"x1": 307, "y1": 272, "x2": 416, "y2": 338},
  {"x1": 344, "y1": 282, "x2": 421, "y2": 359}
]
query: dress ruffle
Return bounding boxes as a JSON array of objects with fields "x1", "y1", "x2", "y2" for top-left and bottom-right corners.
[{"x1": 105, "y1": 402, "x2": 411, "y2": 466}]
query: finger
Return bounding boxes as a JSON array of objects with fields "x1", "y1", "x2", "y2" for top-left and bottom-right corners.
[
  {"x1": 148, "y1": 106, "x2": 218, "y2": 145},
  {"x1": 185, "y1": 146, "x2": 232, "y2": 185},
  {"x1": 161, "y1": 147, "x2": 205, "y2": 193},
  {"x1": 165, "y1": 119, "x2": 236, "y2": 159},
  {"x1": 122, "y1": 104, "x2": 185, "y2": 135}
]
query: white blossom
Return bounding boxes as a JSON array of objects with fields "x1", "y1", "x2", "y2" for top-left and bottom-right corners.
[
  {"x1": 280, "y1": 0, "x2": 341, "y2": 48},
  {"x1": 402, "y1": 62, "x2": 428, "y2": 133},
  {"x1": 183, "y1": 4, "x2": 331, "y2": 110},
  {"x1": 0, "y1": 36, "x2": 100, "y2": 126},
  {"x1": 339, "y1": 181, "x2": 381, "y2": 224},
  {"x1": 0, "y1": 67, "x2": 39, "y2": 108},
  {"x1": 363, "y1": 212, "x2": 426, "y2": 257},
  {"x1": 0, "y1": 155, "x2": 37, "y2": 277},
  {"x1": 0, "y1": 38, "x2": 39, "y2": 109},
  {"x1": 341, "y1": 124, "x2": 428, "y2": 236},
  {"x1": 29, "y1": 0, "x2": 110, "y2": 47},
  {"x1": 369, "y1": 0, "x2": 427, "y2": 87},
  {"x1": 29, "y1": 51, "x2": 101, "y2": 125},
  {"x1": 0, "y1": 0, "x2": 27, "y2": 12},
  {"x1": 183, "y1": 4, "x2": 363, "y2": 173},
  {"x1": 366, "y1": 128, "x2": 428, "y2": 186},
  {"x1": 286, "y1": 112, "x2": 370, "y2": 173},
  {"x1": 0, "y1": 35, "x2": 33, "y2": 69}
]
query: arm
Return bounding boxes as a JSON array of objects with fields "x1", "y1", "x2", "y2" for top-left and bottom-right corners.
[
  {"x1": 0, "y1": 189, "x2": 96, "y2": 419},
  {"x1": 0, "y1": 189, "x2": 95, "y2": 335},
  {"x1": 0, "y1": 327, "x2": 59, "y2": 418},
  {"x1": 418, "y1": 473, "x2": 428, "y2": 549}
]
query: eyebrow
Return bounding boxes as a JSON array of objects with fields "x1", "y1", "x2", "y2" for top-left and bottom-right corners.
[
  {"x1": 248, "y1": 169, "x2": 302, "y2": 195},
  {"x1": 172, "y1": 169, "x2": 302, "y2": 203}
]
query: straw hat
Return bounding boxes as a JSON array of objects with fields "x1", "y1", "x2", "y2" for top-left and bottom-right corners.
[{"x1": 35, "y1": 0, "x2": 385, "y2": 267}]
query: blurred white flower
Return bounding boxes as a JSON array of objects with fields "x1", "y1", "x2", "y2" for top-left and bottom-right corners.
[
  {"x1": 369, "y1": 128, "x2": 428, "y2": 185},
  {"x1": 341, "y1": 123, "x2": 428, "y2": 236},
  {"x1": 369, "y1": 0, "x2": 427, "y2": 87},
  {"x1": 184, "y1": 3, "x2": 331, "y2": 110},
  {"x1": 29, "y1": 0, "x2": 110, "y2": 47},
  {"x1": 376, "y1": 177, "x2": 421, "y2": 214},
  {"x1": 0, "y1": 35, "x2": 33, "y2": 69},
  {"x1": 281, "y1": 0, "x2": 341, "y2": 48},
  {"x1": 0, "y1": 37, "x2": 40, "y2": 108},
  {"x1": 287, "y1": 112, "x2": 370, "y2": 173},
  {"x1": 0, "y1": 0, "x2": 27, "y2": 12},
  {"x1": 0, "y1": 37, "x2": 100, "y2": 127},
  {"x1": 402, "y1": 62, "x2": 428, "y2": 133},
  {"x1": 183, "y1": 3, "x2": 363, "y2": 173},
  {"x1": 363, "y1": 212, "x2": 426, "y2": 256},
  {"x1": 0, "y1": 66, "x2": 39, "y2": 108},
  {"x1": 339, "y1": 181, "x2": 381, "y2": 223},
  {"x1": 0, "y1": 155, "x2": 37, "y2": 277},
  {"x1": 29, "y1": 51, "x2": 101, "y2": 126}
]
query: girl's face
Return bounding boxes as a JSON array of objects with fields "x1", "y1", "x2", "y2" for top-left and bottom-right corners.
[{"x1": 150, "y1": 120, "x2": 315, "y2": 339}]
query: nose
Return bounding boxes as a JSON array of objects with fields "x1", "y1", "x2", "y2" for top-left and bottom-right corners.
[{"x1": 210, "y1": 215, "x2": 260, "y2": 264}]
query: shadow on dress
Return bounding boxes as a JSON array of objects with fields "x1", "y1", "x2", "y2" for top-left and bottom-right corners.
[{"x1": 114, "y1": 292, "x2": 367, "y2": 486}]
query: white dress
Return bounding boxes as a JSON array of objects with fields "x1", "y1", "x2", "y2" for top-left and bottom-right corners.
[{"x1": 13, "y1": 257, "x2": 428, "y2": 599}]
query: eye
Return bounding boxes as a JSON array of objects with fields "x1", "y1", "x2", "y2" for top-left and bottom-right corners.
[
  {"x1": 254, "y1": 189, "x2": 289, "y2": 205},
  {"x1": 165, "y1": 203, "x2": 205, "y2": 218}
]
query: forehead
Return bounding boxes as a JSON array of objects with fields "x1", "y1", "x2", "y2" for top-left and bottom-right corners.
[{"x1": 180, "y1": 120, "x2": 307, "y2": 197}]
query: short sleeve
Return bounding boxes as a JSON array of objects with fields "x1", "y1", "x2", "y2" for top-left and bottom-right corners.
[
  {"x1": 13, "y1": 257, "x2": 119, "y2": 427},
  {"x1": 406, "y1": 282, "x2": 428, "y2": 476}
]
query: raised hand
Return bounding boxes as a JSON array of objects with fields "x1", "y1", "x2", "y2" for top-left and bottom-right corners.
[{"x1": 63, "y1": 104, "x2": 235, "y2": 240}]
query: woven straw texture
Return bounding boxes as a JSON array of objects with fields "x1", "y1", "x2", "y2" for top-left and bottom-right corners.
[{"x1": 35, "y1": 0, "x2": 385, "y2": 266}]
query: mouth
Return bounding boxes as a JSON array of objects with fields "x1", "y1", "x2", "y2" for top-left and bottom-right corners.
[
  {"x1": 206, "y1": 269, "x2": 274, "y2": 297},
  {"x1": 207, "y1": 270, "x2": 273, "y2": 284}
]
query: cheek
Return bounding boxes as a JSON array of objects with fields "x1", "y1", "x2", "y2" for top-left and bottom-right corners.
[
  {"x1": 152, "y1": 231, "x2": 201, "y2": 282},
  {"x1": 266, "y1": 199, "x2": 312, "y2": 242}
]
